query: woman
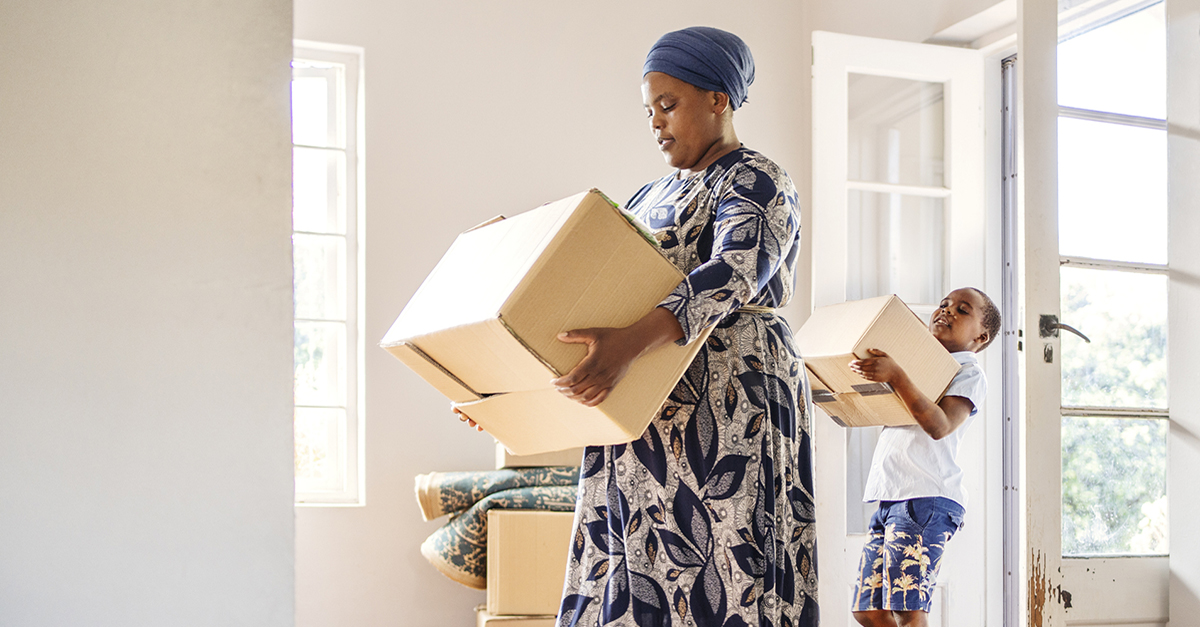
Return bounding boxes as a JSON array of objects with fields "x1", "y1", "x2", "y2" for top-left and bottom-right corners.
[{"x1": 549, "y1": 27, "x2": 818, "y2": 627}]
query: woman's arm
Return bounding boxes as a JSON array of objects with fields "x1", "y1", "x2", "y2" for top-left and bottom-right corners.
[
  {"x1": 549, "y1": 306, "x2": 684, "y2": 407},
  {"x1": 849, "y1": 348, "x2": 972, "y2": 440},
  {"x1": 658, "y1": 163, "x2": 801, "y2": 344},
  {"x1": 553, "y1": 160, "x2": 797, "y2": 406}
]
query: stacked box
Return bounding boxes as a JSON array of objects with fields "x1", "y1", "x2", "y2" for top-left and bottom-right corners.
[
  {"x1": 380, "y1": 189, "x2": 710, "y2": 455},
  {"x1": 795, "y1": 294, "x2": 961, "y2": 427},
  {"x1": 470, "y1": 446, "x2": 579, "y2": 625},
  {"x1": 475, "y1": 606, "x2": 555, "y2": 627},
  {"x1": 486, "y1": 510, "x2": 575, "y2": 618}
]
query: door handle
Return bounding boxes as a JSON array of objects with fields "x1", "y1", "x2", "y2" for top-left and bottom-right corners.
[{"x1": 1039, "y1": 314, "x2": 1091, "y2": 343}]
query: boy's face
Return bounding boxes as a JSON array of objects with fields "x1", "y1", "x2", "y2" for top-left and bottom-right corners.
[{"x1": 930, "y1": 288, "x2": 991, "y2": 353}]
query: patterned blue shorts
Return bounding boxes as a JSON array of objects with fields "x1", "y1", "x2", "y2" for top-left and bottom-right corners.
[{"x1": 851, "y1": 497, "x2": 965, "y2": 613}]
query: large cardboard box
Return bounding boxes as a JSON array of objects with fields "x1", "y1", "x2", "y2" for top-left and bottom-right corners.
[
  {"x1": 476, "y1": 606, "x2": 555, "y2": 627},
  {"x1": 795, "y1": 295, "x2": 961, "y2": 427},
  {"x1": 380, "y1": 189, "x2": 709, "y2": 455},
  {"x1": 486, "y1": 510, "x2": 575, "y2": 616}
]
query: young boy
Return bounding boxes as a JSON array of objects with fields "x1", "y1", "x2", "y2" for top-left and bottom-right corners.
[{"x1": 848, "y1": 287, "x2": 1001, "y2": 627}]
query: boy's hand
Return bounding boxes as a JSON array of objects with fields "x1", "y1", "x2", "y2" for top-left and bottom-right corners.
[
  {"x1": 849, "y1": 348, "x2": 971, "y2": 441},
  {"x1": 849, "y1": 348, "x2": 902, "y2": 384}
]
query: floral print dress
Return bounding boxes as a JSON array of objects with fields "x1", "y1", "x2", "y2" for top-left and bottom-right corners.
[{"x1": 556, "y1": 147, "x2": 818, "y2": 627}]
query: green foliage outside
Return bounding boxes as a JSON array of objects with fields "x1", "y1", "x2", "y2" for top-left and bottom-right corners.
[
  {"x1": 294, "y1": 325, "x2": 328, "y2": 478},
  {"x1": 1060, "y1": 268, "x2": 1166, "y2": 408},
  {"x1": 1061, "y1": 417, "x2": 1167, "y2": 554},
  {"x1": 1060, "y1": 268, "x2": 1168, "y2": 555}
]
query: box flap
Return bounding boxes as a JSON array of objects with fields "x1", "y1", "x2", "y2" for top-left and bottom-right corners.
[
  {"x1": 811, "y1": 392, "x2": 916, "y2": 427},
  {"x1": 457, "y1": 390, "x2": 616, "y2": 456},
  {"x1": 465, "y1": 215, "x2": 506, "y2": 233},
  {"x1": 494, "y1": 441, "x2": 584, "y2": 468},
  {"x1": 380, "y1": 193, "x2": 580, "y2": 346},
  {"x1": 803, "y1": 353, "x2": 865, "y2": 394},
  {"x1": 462, "y1": 325, "x2": 712, "y2": 456},
  {"x1": 502, "y1": 190, "x2": 686, "y2": 376},
  {"x1": 407, "y1": 317, "x2": 552, "y2": 394},
  {"x1": 794, "y1": 295, "x2": 893, "y2": 358},
  {"x1": 381, "y1": 341, "x2": 481, "y2": 403}
]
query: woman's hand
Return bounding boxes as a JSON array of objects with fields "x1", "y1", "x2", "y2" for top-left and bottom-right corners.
[
  {"x1": 550, "y1": 326, "x2": 641, "y2": 407},
  {"x1": 551, "y1": 307, "x2": 686, "y2": 408},
  {"x1": 848, "y1": 348, "x2": 902, "y2": 384},
  {"x1": 451, "y1": 405, "x2": 482, "y2": 430}
]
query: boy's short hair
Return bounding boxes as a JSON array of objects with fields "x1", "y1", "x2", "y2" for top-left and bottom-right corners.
[{"x1": 968, "y1": 287, "x2": 1002, "y2": 350}]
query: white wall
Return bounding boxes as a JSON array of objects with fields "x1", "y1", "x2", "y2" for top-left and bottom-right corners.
[
  {"x1": 292, "y1": 1, "x2": 1011, "y2": 626},
  {"x1": 0, "y1": 2, "x2": 296, "y2": 626},
  {"x1": 810, "y1": 0, "x2": 1003, "y2": 42},
  {"x1": 1167, "y1": 0, "x2": 1200, "y2": 623},
  {"x1": 292, "y1": 2, "x2": 807, "y2": 626}
]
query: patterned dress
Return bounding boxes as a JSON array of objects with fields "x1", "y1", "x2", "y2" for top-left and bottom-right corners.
[{"x1": 557, "y1": 147, "x2": 818, "y2": 627}]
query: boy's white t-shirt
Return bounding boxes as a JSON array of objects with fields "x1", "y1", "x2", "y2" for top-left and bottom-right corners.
[{"x1": 861, "y1": 351, "x2": 988, "y2": 508}]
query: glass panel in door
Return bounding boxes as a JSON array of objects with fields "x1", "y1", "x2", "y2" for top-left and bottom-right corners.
[{"x1": 848, "y1": 74, "x2": 945, "y2": 188}]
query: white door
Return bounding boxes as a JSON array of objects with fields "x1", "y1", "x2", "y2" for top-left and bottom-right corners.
[
  {"x1": 1023, "y1": 2, "x2": 1171, "y2": 626},
  {"x1": 811, "y1": 31, "x2": 998, "y2": 627}
]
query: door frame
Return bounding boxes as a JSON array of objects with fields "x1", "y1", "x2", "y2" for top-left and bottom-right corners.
[
  {"x1": 1015, "y1": 1, "x2": 1065, "y2": 625},
  {"x1": 810, "y1": 30, "x2": 997, "y2": 627},
  {"x1": 1166, "y1": 0, "x2": 1200, "y2": 622}
]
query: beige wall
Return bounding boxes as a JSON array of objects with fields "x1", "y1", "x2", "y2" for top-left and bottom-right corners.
[
  {"x1": 293, "y1": 1, "x2": 1004, "y2": 626},
  {"x1": 293, "y1": 2, "x2": 807, "y2": 626},
  {"x1": 0, "y1": 2, "x2": 296, "y2": 625}
]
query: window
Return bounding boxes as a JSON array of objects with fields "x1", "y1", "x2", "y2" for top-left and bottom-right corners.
[
  {"x1": 844, "y1": 73, "x2": 952, "y2": 533},
  {"x1": 292, "y1": 42, "x2": 365, "y2": 505},
  {"x1": 1057, "y1": 2, "x2": 1168, "y2": 555}
]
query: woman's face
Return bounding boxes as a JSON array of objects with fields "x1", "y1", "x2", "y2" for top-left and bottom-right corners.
[{"x1": 641, "y1": 71, "x2": 726, "y2": 172}]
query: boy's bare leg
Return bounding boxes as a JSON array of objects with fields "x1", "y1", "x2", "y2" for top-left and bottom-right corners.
[
  {"x1": 853, "y1": 610, "x2": 898, "y2": 627},
  {"x1": 892, "y1": 610, "x2": 928, "y2": 627},
  {"x1": 852, "y1": 610, "x2": 928, "y2": 627}
]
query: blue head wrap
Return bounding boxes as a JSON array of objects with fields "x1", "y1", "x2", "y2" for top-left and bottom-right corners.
[{"x1": 642, "y1": 27, "x2": 755, "y2": 110}]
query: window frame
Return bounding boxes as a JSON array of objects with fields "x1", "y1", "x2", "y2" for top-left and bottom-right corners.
[
  {"x1": 293, "y1": 41, "x2": 366, "y2": 506},
  {"x1": 1054, "y1": 1, "x2": 1170, "y2": 557}
]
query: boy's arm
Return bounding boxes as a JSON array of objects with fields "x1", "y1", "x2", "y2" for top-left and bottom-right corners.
[{"x1": 849, "y1": 348, "x2": 973, "y2": 440}]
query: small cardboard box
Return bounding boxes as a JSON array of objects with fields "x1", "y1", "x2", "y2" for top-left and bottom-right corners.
[
  {"x1": 476, "y1": 606, "x2": 556, "y2": 627},
  {"x1": 380, "y1": 189, "x2": 709, "y2": 455},
  {"x1": 795, "y1": 295, "x2": 961, "y2": 427},
  {"x1": 486, "y1": 510, "x2": 575, "y2": 617},
  {"x1": 495, "y1": 441, "x2": 584, "y2": 469}
]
